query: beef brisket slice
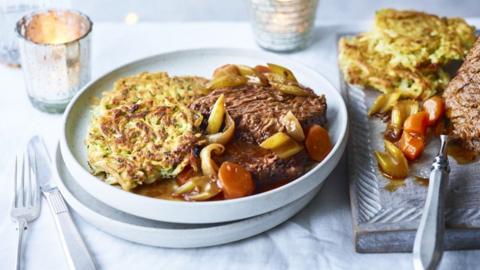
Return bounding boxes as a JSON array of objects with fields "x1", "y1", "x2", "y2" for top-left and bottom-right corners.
[
  {"x1": 190, "y1": 84, "x2": 327, "y2": 144},
  {"x1": 444, "y1": 37, "x2": 480, "y2": 152},
  {"x1": 213, "y1": 141, "x2": 310, "y2": 189},
  {"x1": 191, "y1": 84, "x2": 327, "y2": 186}
]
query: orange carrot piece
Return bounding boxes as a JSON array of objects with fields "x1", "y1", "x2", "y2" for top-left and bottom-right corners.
[
  {"x1": 305, "y1": 125, "x2": 332, "y2": 162},
  {"x1": 423, "y1": 96, "x2": 445, "y2": 126},
  {"x1": 398, "y1": 132, "x2": 425, "y2": 160},
  {"x1": 403, "y1": 112, "x2": 429, "y2": 136},
  {"x1": 218, "y1": 162, "x2": 255, "y2": 199}
]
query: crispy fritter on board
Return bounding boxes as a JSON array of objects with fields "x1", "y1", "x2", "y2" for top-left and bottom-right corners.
[
  {"x1": 338, "y1": 9, "x2": 476, "y2": 98},
  {"x1": 339, "y1": 34, "x2": 450, "y2": 98},
  {"x1": 371, "y1": 9, "x2": 476, "y2": 68}
]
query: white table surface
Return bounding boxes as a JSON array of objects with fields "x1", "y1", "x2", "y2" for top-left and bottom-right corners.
[{"x1": 1, "y1": 21, "x2": 480, "y2": 270}]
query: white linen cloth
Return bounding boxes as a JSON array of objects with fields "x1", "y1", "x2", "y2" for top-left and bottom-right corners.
[{"x1": 1, "y1": 22, "x2": 480, "y2": 270}]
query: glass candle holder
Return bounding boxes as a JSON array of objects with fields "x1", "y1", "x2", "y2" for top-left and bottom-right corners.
[
  {"x1": 16, "y1": 9, "x2": 92, "y2": 113},
  {"x1": 248, "y1": 0, "x2": 318, "y2": 52}
]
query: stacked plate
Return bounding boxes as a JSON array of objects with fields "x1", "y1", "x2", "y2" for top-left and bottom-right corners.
[{"x1": 55, "y1": 48, "x2": 348, "y2": 248}]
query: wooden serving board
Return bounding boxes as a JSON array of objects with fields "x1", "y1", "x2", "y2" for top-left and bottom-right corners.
[{"x1": 338, "y1": 33, "x2": 480, "y2": 253}]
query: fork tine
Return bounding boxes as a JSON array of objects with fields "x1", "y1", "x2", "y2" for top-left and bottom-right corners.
[{"x1": 13, "y1": 156, "x2": 18, "y2": 207}]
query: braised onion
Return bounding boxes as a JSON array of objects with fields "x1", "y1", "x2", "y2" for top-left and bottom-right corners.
[
  {"x1": 368, "y1": 92, "x2": 401, "y2": 116},
  {"x1": 200, "y1": 143, "x2": 225, "y2": 178},
  {"x1": 270, "y1": 82, "x2": 310, "y2": 96},
  {"x1": 391, "y1": 99, "x2": 419, "y2": 129},
  {"x1": 212, "y1": 64, "x2": 240, "y2": 78},
  {"x1": 236, "y1": 64, "x2": 256, "y2": 76},
  {"x1": 187, "y1": 182, "x2": 221, "y2": 201},
  {"x1": 259, "y1": 132, "x2": 303, "y2": 159},
  {"x1": 267, "y1": 63, "x2": 298, "y2": 83},
  {"x1": 174, "y1": 175, "x2": 221, "y2": 201},
  {"x1": 206, "y1": 94, "x2": 225, "y2": 134},
  {"x1": 236, "y1": 64, "x2": 268, "y2": 85},
  {"x1": 206, "y1": 75, "x2": 247, "y2": 90},
  {"x1": 374, "y1": 140, "x2": 409, "y2": 179},
  {"x1": 273, "y1": 139, "x2": 303, "y2": 159},
  {"x1": 174, "y1": 176, "x2": 207, "y2": 195},
  {"x1": 280, "y1": 111, "x2": 305, "y2": 141},
  {"x1": 206, "y1": 112, "x2": 235, "y2": 145},
  {"x1": 259, "y1": 132, "x2": 291, "y2": 149}
]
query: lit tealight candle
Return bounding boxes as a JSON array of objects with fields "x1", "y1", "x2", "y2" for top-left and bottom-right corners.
[
  {"x1": 16, "y1": 10, "x2": 92, "y2": 113},
  {"x1": 23, "y1": 10, "x2": 88, "y2": 45},
  {"x1": 125, "y1": 12, "x2": 139, "y2": 25},
  {"x1": 248, "y1": 0, "x2": 319, "y2": 52}
]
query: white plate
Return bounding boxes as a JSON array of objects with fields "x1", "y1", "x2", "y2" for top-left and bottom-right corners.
[
  {"x1": 60, "y1": 48, "x2": 348, "y2": 224},
  {"x1": 54, "y1": 145, "x2": 321, "y2": 248}
]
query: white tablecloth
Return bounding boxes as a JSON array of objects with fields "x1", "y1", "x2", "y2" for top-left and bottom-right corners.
[{"x1": 1, "y1": 22, "x2": 480, "y2": 270}]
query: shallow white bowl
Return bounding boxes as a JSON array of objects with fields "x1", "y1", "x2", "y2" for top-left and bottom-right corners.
[{"x1": 60, "y1": 48, "x2": 348, "y2": 224}]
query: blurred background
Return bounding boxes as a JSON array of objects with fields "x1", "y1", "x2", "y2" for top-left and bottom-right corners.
[{"x1": 71, "y1": 0, "x2": 480, "y2": 23}]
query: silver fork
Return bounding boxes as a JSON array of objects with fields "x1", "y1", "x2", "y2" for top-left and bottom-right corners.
[{"x1": 10, "y1": 147, "x2": 41, "y2": 270}]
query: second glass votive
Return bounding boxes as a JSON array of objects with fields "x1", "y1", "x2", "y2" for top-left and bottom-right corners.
[
  {"x1": 16, "y1": 9, "x2": 92, "y2": 113},
  {"x1": 248, "y1": 0, "x2": 318, "y2": 52}
]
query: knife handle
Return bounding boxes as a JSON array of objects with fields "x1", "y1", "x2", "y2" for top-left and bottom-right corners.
[
  {"x1": 44, "y1": 188, "x2": 96, "y2": 270},
  {"x1": 413, "y1": 140, "x2": 450, "y2": 270}
]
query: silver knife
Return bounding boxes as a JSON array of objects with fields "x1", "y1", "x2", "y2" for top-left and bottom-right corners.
[
  {"x1": 413, "y1": 134, "x2": 450, "y2": 270},
  {"x1": 30, "y1": 136, "x2": 96, "y2": 270}
]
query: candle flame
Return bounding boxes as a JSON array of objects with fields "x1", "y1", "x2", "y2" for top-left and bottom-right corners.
[
  {"x1": 125, "y1": 12, "x2": 139, "y2": 25},
  {"x1": 25, "y1": 11, "x2": 87, "y2": 45}
]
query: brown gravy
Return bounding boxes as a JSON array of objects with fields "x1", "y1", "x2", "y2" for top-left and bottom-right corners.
[
  {"x1": 447, "y1": 141, "x2": 477, "y2": 164},
  {"x1": 414, "y1": 176, "x2": 429, "y2": 187},
  {"x1": 132, "y1": 180, "x2": 180, "y2": 200},
  {"x1": 216, "y1": 140, "x2": 271, "y2": 165}
]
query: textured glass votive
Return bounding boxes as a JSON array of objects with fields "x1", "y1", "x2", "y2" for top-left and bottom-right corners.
[
  {"x1": 16, "y1": 9, "x2": 92, "y2": 113},
  {"x1": 248, "y1": 0, "x2": 318, "y2": 52}
]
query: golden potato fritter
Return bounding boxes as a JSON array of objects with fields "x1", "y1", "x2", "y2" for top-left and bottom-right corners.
[
  {"x1": 339, "y1": 34, "x2": 450, "y2": 98},
  {"x1": 371, "y1": 9, "x2": 476, "y2": 68},
  {"x1": 86, "y1": 72, "x2": 208, "y2": 191},
  {"x1": 338, "y1": 9, "x2": 476, "y2": 98}
]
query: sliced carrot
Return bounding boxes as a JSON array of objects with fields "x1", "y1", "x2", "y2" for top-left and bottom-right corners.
[
  {"x1": 398, "y1": 132, "x2": 425, "y2": 160},
  {"x1": 403, "y1": 111, "x2": 429, "y2": 136},
  {"x1": 218, "y1": 162, "x2": 255, "y2": 199},
  {"x1": 176, "y1": 166, "x2": 196, "y2": 186},
  {"x1": 305, "y1": 125, "x2": 332, "y2": 162},
  {"x1": 423, "y1": 96, "x2": 445, "y2": 126}
]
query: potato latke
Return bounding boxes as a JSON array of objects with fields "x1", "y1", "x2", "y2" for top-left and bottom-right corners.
[
  {"x1": 338, "y1": 9, "x2": 475, "y2": 98},
  {"x1": 86, "y1": 72, "x2": 207, "y2": 190}
]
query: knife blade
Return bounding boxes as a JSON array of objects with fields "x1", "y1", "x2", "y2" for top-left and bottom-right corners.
[
  {"x1": 30, "y1": 135, "x2": 96, "y2": 270},
  {"x1": 29, "y1": 136, "x2": 54, "y2": 191}
]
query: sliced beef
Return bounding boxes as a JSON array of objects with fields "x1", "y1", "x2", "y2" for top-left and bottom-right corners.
[
  {"x1": 191, "y1": 84, "x2": 327, "y2": 186},
  {"x1": 443, "y1": 37, "x2": 480, "y2": 152},
  {"x1": 213, "y1": 141, "x2": 311, "y2": 190},
  {"x1": 191, "y1": 84, "x2": 327, "y2": 144}
]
